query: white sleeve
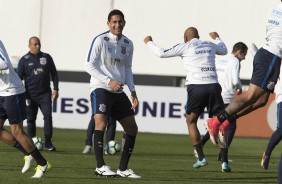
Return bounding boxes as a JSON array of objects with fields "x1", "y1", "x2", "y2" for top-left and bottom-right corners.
[
  {"x1": 0, "y1": 52, "x2": 8, "y2": 70},
  {"x1": 0, "y1": 41, "x2": 8, "y2": 70},
  {"x1": 212, "y1": 38, "x2": 228, "y2": 55},
  {"x1": 232, "y1": 61, "x2": 242, "y2": 90},
  {"x1": 125, "y1": 44, "x2": 135, "y2": 92},
  {"x1": 85, "y1": 38, "x2": 111, "y2": 85},
  {"x1": 146, "y1": 41, "x2": 185, "y2": 58}
]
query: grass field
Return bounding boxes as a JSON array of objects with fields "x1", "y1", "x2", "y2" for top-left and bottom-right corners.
[{"x1": 0, "y1": 128, "x2": 281, "y2": 184}]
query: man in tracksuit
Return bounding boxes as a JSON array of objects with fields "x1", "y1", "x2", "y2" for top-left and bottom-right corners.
[{"x1": 17, "y1": 36, "x2": 59, "y2": 151}]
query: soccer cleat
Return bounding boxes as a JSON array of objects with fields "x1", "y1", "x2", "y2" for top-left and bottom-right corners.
[
  {"x1": 193, "y1": 158, "x2": 208, "y2": 169},
  {"x1": 221, "y1": 162, "x2": 231, "y2": 173},
  {"x1": 116, "y1": 169, "x2": 141, "y2": 178},
  {"x1": 44, "y1": 141, "x2": 56, "y2": 151},
  {"x1": 205, "y1": 117, "x2": 221, "y2": 145},
  {"x1": 261, "y1": 151, "x2": 270, "y2": 170},
  {"x1": 95, "y1": 165, "x2": 117, "y2": 177},
  {"x1": 31, "y1": 162, "x2": 52, "y2": 178},
  {"x1": 82, "y1": 145, "x2": 91, "y2": 154},
  {"x1": 218, "y1": 120, "x2": 229, "y2": 148},
  {"x1": 22, "y1": 155, "x2": 33, "y2": 173}
]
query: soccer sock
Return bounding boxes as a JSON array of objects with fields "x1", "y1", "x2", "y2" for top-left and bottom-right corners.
[
  {"x1": 13, "y1": 142, "x2": 28, "y2": 155},
  {"x1": 217, "y1": 110, "x2": 231, "y2": 123},
  {"x1": 194, "y1": 143, "x2": 205, "y2": 160},
  {"x1": 119, "y1": 134, "x2": 136, "y2": 171},
  {"x1": 265, "y1": 128, "x2": 282, "y2": 156},
  {"x1": 93, "y1": 130, "x2": 105, "y2": 168},
  {"x1": 220, "y1": 148, "x2": 228, "y2": 164},
  {"x1": 29, "y1": 148, "x2": 47, "y2": 166},
  {"x1": 201, "y1": 132, "x2": 210, "y2": 146}
]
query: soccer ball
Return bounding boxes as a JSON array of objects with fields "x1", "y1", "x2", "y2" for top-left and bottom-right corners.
[
  {"x1": 105, "y1": 140, "x2": 121, "y2": 155},
  {"x1": 32, "y1": 137, "x2": 43, "y2": 151}
]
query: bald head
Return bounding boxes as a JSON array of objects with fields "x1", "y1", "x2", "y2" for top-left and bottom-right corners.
[
  {"x1": 184, "y1": 27, "x2": 199, "y2": 42},
  {"x1": 28, "y1": 36, "x2": 41, "y2": 55}
]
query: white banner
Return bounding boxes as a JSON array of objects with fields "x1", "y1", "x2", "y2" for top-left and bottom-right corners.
[{"x1": 34, "y1": 82, "x2": 209, "y2": 135}]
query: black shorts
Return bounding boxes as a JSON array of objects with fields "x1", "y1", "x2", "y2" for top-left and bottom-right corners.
[
  {"x1": 250, "y1": 48, "x2": 281, "y2": 93},
  {"x1": 0, "y1": 93, "x2": 27, "y2": 124},
  {"x1": 185, "y1": 83, "x2": 224, "y2": 116},
  {"x1": 90, "y1": 88, "x2": 134, "y2": 121}
]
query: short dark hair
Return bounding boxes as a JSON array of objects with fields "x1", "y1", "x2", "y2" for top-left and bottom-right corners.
[
  {"x1": 108, "y1": 9, "x2": 125, "y2": 21},
  {"x1": 232, "y1": 42, "x2": 248, "y2": 53}
]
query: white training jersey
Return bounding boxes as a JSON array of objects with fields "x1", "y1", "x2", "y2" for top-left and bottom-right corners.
[
  {"x1": 0, "y1": 40, "x2": 25, "y2": 96},
  {"x1": 263, "y1": 3, "x2": 282, "y2": 58},
  {"x1": 215, "y1": 54, "x2": 242, "y2": 104},
  {"x1": 146, "y1": 38, "x2": 227, "y2": 85},
  {"x1": 85, "y1": 31, "x2": 135, "y2": 93}
]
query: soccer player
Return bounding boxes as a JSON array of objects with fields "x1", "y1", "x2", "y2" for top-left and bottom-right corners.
[
  {"x1": 82, "y1": 117, "x2": 117, "y2": 154},
  {"x1": 17, "y1": 36, "x2": 59, "y2": 151},
  {"x1": 206, "y1": 0, "x2": 282, "y2": 146},
  {"x1": 201, "y1": 42, "x2": 248, "y2": 160},
  {"x1": 144, "y1": 27, "x2": 232, "y2": 172},
  {"x1": 261, "y1": 75, "x2": 282, "y2": 169},
  {"x1": 0, "y1": 40, "x2": 51, "y2": 178},
  {"x1": 85, "y1": 9, "x2": 141, "y2": 178}
]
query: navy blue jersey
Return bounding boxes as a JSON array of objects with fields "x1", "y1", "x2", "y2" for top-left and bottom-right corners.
[{"x1": 17, "y1": 52, "x2": 59, "y2": 98}]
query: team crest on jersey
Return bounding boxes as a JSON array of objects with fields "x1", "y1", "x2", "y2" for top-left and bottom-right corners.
[
  {"x1": 104, "y1": 37, "x2": 109, "y2": 41},
  {"x1": 124, "y1": 39, "x2": 129, "y2": 44},
  {"x1": 267, "y1": 81, "x2": 275, "y2": 90},
  {"x1": 108, "y1": 47, "x2": 113, "y2": 53},
  {"x1": 40, "y1": 57, "x2": 47, "y2": 65},
  {"x1": 121, "y1": 46, "x2": 126, "y2": 55},
  {"x1": 99, "y1": 104, "x2": 106, "y2": 112}
]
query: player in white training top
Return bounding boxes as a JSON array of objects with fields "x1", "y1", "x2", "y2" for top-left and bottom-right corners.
[
  {"x1": 206, "y1": 0, "x2": 282, "y2": 148},
  {"x1": 0, "y1": 40, "x2": 51, "y2": 178},
  {"x1": 201, "y1": 42, "x2": 248, "y2": 161},
  {"x1": 144, "y1": 27, "x2": 231, "y2": 172},
  {"x1": 85, "y1": 9, "x2": 141, "y2": 178}
]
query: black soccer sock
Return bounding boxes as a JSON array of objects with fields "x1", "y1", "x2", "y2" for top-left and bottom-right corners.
[
  {"x1": 13, "y1": 142, "x2": 28, "y2": 155},
  {"x1": 29, "y1": 148, "x2": 47, "y2": 166},
  {"x1": 119, "y1": 134, "x2": 136, "y2": 171},
  {"x1": 94, "y1": 130, "x2": 105, "y2": 168},
  {"x1": 265, "y1": 128, "x2": 282, "y2": 156},
  {"x1": 217, "y1": 110, "x2": 231, "y2": 123},
  {"x1": 201, "y1": 132, "x2": 210, "y2": 146},
  {"x1": 227, "y1": 114, "x2": 238, "y2": 123},
  {"x1": 194, "y1": 143, "x2": 205, "y2": 161},
  {"x1": 220, "y1": 148, "x2": 228, "y2": 164}
]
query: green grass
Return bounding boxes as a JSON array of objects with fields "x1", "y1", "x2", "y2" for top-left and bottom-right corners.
[{"x1": 0, "y1": 128, "x2": 281, "y2": 184}]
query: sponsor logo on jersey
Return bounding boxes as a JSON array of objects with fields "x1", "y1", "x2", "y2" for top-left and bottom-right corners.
[
  {"x1": 124, "y1": 39, "x2": 129, "y2": 44},
  {"x1": 40, "y1": 57, "x2": 47, "y2": 65},
  {"x1": 195, "y1": 49, "x2": 211, "y2": 54},
  {"x1": 267, "y1": 81, "x2": 275, "y2": 90},
  {"x1": 99, "y1": 104, "x2": 106, "y2": 112},
  {"x1": 121, "y1": 45, "x2": 126, "y2": 55},
  {"x1": 104, "y1": 37, "x2": 109, "y2": 41},
  {"x1": 33, "y1": 68, "x2": 43, "y2": 75},
  {"x1": 201, "y1": 67, "x2": 215, "y2": 72},
  {"x1": 268, "y1": 19, "x2": 280, "y2": 25},
  {"x1": 28, "y1": 63, "x2": 33, "y2": 66}
]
